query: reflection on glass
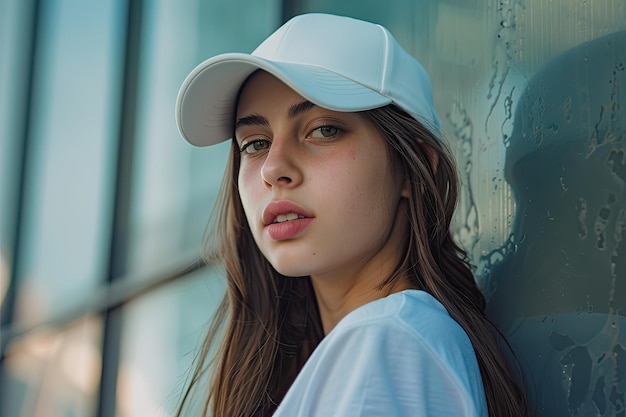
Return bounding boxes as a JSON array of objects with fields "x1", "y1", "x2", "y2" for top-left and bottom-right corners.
[
  {"x1": 116, "y1": 267, "x2": 225, "y2": 417},
  {"x1": 13, "y1": 0, "x2": 123, "y2": 326},
  {"x1": 0, "y1": 316, "x2": 102, "y2": 417},
  {"x1": 488, "y1": 31, "x2": 626, "y2": 417}
]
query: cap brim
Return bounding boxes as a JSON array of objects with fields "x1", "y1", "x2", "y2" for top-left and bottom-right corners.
[{"x1": 176, "y1": 53, "x2": 392, "y2": 147}]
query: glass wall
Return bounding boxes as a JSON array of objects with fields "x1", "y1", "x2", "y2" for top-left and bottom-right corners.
[
  {"x1": 1, "y1": 0, "x2": 624, "y2": 416},
  {"x1": 291, "y1": 2, "x2": 625, "y2": 416},
  {"x1": 11, "y1": 0, "x2": 123, "y2": 328},
  {"x1": 0, "y1": 0, "x2": 279, "y2": 416}
]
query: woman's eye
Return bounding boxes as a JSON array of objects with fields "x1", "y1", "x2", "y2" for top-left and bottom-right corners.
[
  {"x1": 240, "y1": 139, "x2": 270, "y2": 154},
  {"x1": 310, "y1": 125, "x2": 339, "y2": 139}
]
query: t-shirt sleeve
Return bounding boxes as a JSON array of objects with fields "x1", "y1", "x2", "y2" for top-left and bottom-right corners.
[{"x1": 273, "y1": 316, "x2": 486, "y2": 417}]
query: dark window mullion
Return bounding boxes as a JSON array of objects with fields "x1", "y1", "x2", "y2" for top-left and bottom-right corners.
[
  {"x1": 0, "y1": 0, "x2": 42, "y2": 351},
  {"x1": 0, "y1": 0, "x2": 42, "y2": 412},
  {"x1": 96, "y1": 0, "x2": 144, "y2": 416}
]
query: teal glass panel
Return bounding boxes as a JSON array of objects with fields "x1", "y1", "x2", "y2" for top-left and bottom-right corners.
[
  {"x1": 295, "y1": 1, "x2": 626, "y2": 415},
  {"x1": 1, "y1": 317, "x2": 103, "y2": 417},
  {"x1": 13, "y1": 0, "x2": 124, "y2": 327},
  {"x1": 116, "y1": 267, "x2": 225, "y2": 417},
  {"x1": 126, "y1": 0, "x2": 281, "y2": 279}
]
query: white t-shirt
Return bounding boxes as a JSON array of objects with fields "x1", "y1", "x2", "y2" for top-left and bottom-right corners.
[{"x1": 273, "y1": 289, "x2": 488, "y2": 416}]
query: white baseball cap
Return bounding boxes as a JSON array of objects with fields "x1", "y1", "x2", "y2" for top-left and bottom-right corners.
[{"x1": 176, "y1": 13, "x2": 440, "y2": 147}]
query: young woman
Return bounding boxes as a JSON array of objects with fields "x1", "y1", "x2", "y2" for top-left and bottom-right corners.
[{"x1": 175, "y1": 13, "x2": 529, "y2": 417}]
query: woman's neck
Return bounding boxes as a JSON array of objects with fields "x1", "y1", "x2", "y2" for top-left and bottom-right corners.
[{"x1": 310, "y1": 274, "x2": 410, "y2": 334}]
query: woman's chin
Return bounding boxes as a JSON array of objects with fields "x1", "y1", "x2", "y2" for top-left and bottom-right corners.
[{"x1": 270, "y1": 262, "x2": 314, "y2": 278}]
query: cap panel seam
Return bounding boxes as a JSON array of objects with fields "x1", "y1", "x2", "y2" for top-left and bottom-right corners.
[
  {"x1": 378, "y1": 24, "x2": 390, "y2": 96},
  {"x1": 271, "y1": 18, "x2": 295, "y2": 57}
]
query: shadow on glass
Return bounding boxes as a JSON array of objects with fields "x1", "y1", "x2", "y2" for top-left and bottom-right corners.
[{"x1": 487, "y1": 30, "x2": 626, "y2": 417}]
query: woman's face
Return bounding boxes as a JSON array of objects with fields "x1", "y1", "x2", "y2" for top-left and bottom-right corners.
[{"x1": 235, "y1": 71, "x2": 409, "y2": 283}]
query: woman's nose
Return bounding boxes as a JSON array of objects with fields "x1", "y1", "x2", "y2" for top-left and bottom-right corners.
[{"x1": 260, "y1": 139, "x2": 303, "y2": 189}]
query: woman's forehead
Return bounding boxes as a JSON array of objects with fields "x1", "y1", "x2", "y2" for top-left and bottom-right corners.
[{"x1": 236, "y1": 71, "x2": 306, "y2": 117}]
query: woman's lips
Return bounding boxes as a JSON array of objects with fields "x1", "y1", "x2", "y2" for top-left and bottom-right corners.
[
  {"x1": 262, "y1": 201, "x2": 314, "y2": 240},
  {"x1": 266, "y1": 217, "x2": 314, "y2": 240}
]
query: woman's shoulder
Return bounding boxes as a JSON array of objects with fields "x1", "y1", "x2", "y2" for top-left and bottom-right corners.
[
  {"x1": 332, "y1": 289, "x2": 473, "y2": 350},
  {"x1": 273, "y1": 289, "x2": 487, "y2": 417}
]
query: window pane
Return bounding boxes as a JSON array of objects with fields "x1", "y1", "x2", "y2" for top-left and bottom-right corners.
[
  {"x1": 1, "y1": 317, "x2": 102, "y2": 417},
  {"x1": 126, "y1": 0, "x2": 281, "y2": 280},
  {"x1": 292, "y1": 2, "x2": 626, "y2": 416},
  {"x1": 0, "y1": 0, "x2": 32, "y2": 312},
  {"x1": 13, "y1": 0, "x2": 125, "y2": 327},
  {"x1": 116, "y1": 267, "x2": 225, "y2": 417}
]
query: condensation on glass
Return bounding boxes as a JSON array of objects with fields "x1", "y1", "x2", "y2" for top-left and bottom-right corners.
[
  {"x1": 296, "y1": 0, "x2": 626, "y2": 415},
  {"x1": 481, "y1": 5, "x2": 626, "y2": 417}
]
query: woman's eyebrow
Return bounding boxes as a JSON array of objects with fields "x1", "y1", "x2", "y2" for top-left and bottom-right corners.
[
  {"x1": 288, "y1": 100, "x2": 316, "y2": 118},
  {"x1": 235, "y1": 114, "x2": 269, "y2": 130},
  {"x1": 235, "y1": 100, "x2": 317, "y2": 131}
]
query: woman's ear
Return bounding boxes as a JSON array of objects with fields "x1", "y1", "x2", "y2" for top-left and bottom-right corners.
[
  {"x1": 421, "y1": 142, "x2": 439, "y2": 174},
  {"x1": 401, "y1": 180, "x2": 410, "y2": 198}
]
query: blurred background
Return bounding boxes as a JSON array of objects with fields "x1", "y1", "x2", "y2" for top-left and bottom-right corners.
[{"x1": 0, "y1": 0, "x2": 624, "y2": 416}]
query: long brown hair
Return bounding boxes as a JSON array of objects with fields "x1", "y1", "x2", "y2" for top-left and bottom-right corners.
[{"x1": 176, "y1": 104, "x2": 529, "y2": 417}]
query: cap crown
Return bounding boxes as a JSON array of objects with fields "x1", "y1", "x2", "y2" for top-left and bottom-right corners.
[
  {"x1": 254, "y1": 14, "x2": 388, "y2": 93},
  {"x1": 252, "y1": 14, "x2": 439, "y2": 130},
  {"x1": 176, "y1": 13, "x2": 440, "y2": 146}
]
